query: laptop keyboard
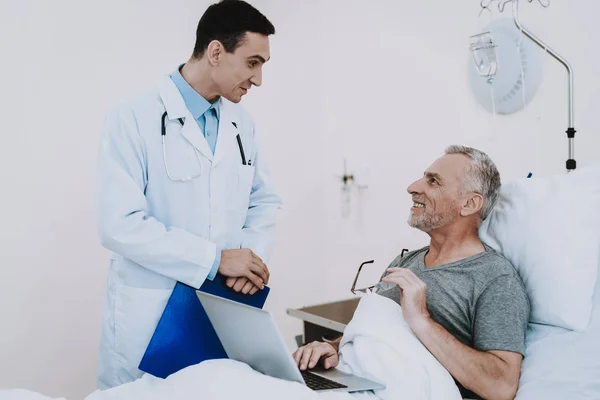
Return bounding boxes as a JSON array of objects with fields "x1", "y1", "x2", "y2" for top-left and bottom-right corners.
[{"x1": 300, "y1": 370, "x2": 348, "y2": 391}]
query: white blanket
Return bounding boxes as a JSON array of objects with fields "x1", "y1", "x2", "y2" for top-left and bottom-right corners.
[
  {"x1": 85, "y1": 359, "x2": 347, "y2": 400},
  {"x1": 2, "y1": 294, "x2": 460, "y2": 400},
  {"x1": 82, "y1": 293, "x2": 459, "y2": 400},
  {"x1": 336, "y1": 293, "x2": 461, "y2": 400},
  {"x1": 0, "y1": 389, "x2": 66, "y2": 400}
]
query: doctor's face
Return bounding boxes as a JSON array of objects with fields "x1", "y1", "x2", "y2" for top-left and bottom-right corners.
[
  {"x1": 214, "y1": 32, "x2": 270, "y2": 103},
  {"x1": 406, "y1": 154, "x2": 470, "y2": 233}
]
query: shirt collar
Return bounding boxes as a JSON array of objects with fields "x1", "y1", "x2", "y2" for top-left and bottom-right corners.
[{"x1": 169, "y1": 64, "x2": 220, "y2": 121}]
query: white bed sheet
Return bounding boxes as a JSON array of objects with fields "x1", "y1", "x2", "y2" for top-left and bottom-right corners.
[{"x1": 516, "y1": 262, "x2": 600, "y2": 400}]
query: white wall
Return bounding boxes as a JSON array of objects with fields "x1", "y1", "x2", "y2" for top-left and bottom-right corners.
[{"x1": 1, "y1": 0, "x2": 599, "y2": 399}]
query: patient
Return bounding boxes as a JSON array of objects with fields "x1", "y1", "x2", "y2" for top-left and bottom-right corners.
[{"x1": 293, "y1": 145, "x2": 530, "y2": 400}]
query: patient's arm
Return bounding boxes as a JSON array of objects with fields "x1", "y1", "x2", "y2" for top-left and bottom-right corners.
[
  {"x1": 412, "y1": 317, "x2": 522, "y2": 400},
  {"x1": 383, "y1": 268, "x2": 521, "y2": 400}
]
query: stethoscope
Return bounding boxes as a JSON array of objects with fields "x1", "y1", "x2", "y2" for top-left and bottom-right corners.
[{"x1": 161, "y1": 111, "x2": 249, "y2": 182}]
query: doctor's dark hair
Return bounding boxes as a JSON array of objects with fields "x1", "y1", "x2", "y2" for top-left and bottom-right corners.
[
  {"x1": 444, "y1": 145, "x2": 501, "y2": 223},
  {"x1": 193, "y1": 0, "x2": 275, "y2": 59}
]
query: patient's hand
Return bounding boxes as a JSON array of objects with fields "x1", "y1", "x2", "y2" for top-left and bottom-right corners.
[
  {"x1": 225, "y1": 277, "x2": 260, "y2": 294},
  {"x1": 293, "y1": 341, "x2": 339, "y2": 371},
  {"x1": 382, "y1": 267, "x2": 430, "y2": 328}
]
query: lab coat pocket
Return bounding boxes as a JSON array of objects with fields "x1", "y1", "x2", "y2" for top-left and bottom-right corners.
[{"x1": 114, "y1": 284, "x2": 172, "y2": 369}]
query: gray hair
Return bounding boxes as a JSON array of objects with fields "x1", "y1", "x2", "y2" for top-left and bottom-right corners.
[{"x1": 444, "y1": 145, "x2": 501, "y2": 221}]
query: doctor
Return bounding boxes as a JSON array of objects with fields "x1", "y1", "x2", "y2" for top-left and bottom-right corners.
[{"x1": 95, "y1": 0, "x2": 281, "y2": 389}]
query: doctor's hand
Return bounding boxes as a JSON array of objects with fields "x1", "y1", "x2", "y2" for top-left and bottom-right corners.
[
  {"x1": 225, "y1": 277, "x2": 261, "y2": 295},
  {"x1": 382, "y1": 268, "x2": 430, "y2": 328},
  {"x1": 219, "y1": 249, "x2": 269, "y2": 289},
  {"x1": 293, "y1": 341, "x2": 339, "y2": 371}
]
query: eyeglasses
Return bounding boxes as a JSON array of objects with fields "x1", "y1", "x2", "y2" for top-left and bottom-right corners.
[{"x1": 350, "y1": 249, "x2": 409, "y2": 295}]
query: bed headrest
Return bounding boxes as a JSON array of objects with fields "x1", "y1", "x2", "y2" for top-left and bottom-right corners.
[{"x1": 479, "y1": 163, "x2": 600, "y2": 332}]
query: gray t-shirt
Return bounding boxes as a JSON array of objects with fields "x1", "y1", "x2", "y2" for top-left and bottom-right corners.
[{"x1": 377, "y1": 244, "x2": 530, "y2": 399}]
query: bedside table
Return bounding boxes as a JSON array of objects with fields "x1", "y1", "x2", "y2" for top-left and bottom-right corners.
[{"x1": 287, "y1": 297, "x2": 360, "y2": 345}]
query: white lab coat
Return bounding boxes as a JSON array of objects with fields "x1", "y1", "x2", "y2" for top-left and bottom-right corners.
[{"x1": 95, "y1": 75, "x2": 282, "y2": 389}]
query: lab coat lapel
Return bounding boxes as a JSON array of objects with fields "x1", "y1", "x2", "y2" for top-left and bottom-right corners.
[
  {"x1": 213, "y1": 99, "x2": 242, "y2": 166},
  {"x1": 158, "y1": 75, "x2": 214, "y2": 162},
  {"x1": 180, "y1": 118, "x2": 213, "y2": 162}
]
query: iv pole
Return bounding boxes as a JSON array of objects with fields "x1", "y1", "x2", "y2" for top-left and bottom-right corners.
[{"x1": 508, "y1": 0, "x2": 576, "y2": 171}]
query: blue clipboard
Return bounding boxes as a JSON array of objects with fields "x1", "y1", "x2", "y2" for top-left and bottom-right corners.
[{"x1": 139, "y1": 274, "x2": 270, "y2": 379}]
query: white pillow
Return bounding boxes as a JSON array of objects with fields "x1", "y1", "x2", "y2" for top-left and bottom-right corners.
[{"x1": 479, "y1": 163, "x2": 600, "y2": 331}]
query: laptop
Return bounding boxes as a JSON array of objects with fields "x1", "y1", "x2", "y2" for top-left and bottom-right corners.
[{"x1": 197, "y1": 291, "x2": 385, "y2": 393}]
